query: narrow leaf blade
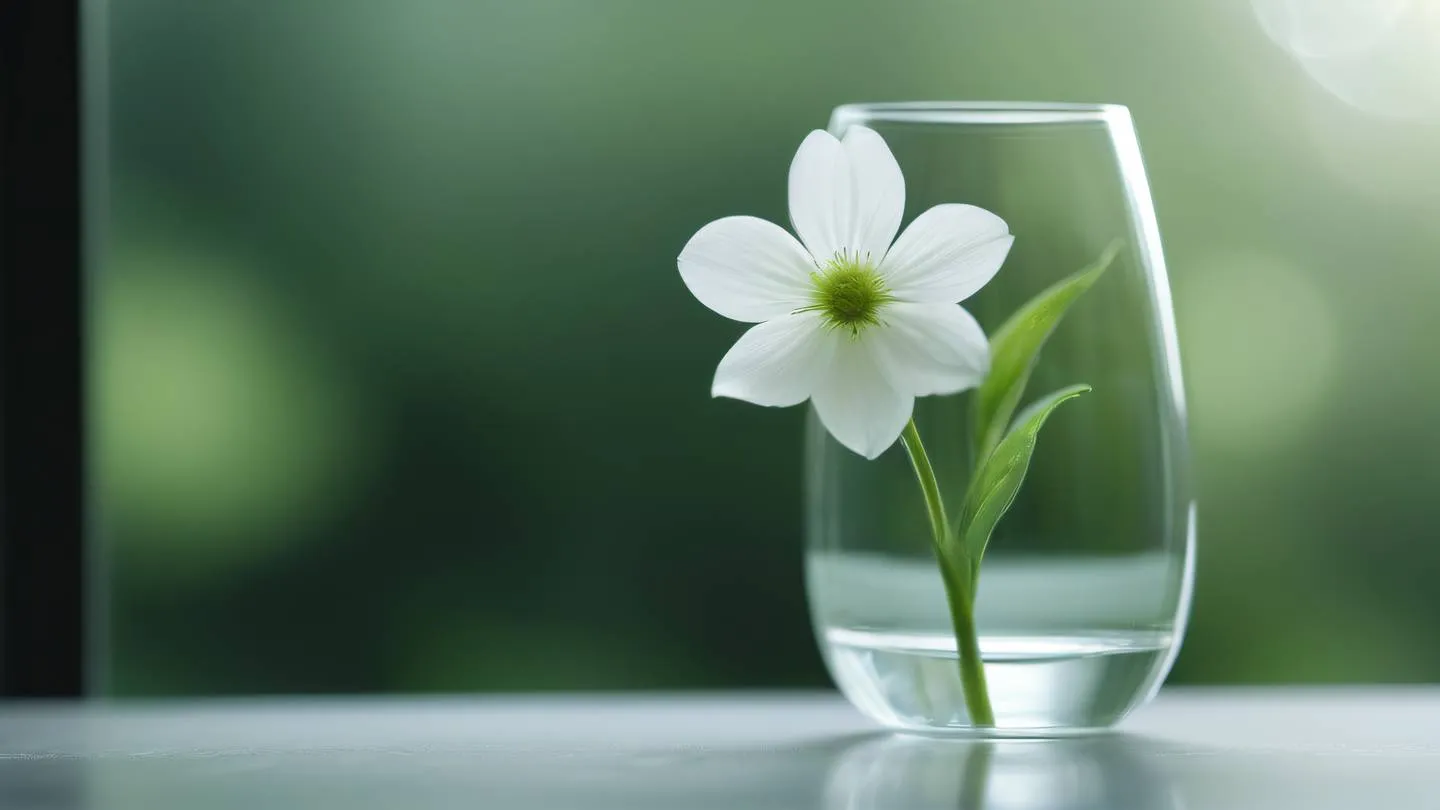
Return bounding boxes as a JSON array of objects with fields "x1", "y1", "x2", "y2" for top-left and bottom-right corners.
[
  {"x1": 973, "y1": 241, "x2": 1121, "y2": 461},
  {"x1": 954, "y1": 384, "x2": 1091, "y2": 569}
]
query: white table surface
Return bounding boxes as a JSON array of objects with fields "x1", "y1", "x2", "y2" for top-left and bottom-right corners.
[{"x1": 3, "y1": 688, "x2": 1438, "y2": 809}]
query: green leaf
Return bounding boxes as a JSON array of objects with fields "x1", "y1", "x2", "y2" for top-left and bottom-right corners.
[
  {"x1": 952, "y1": 384, "x2": 1091, "y2": 573},
  {"x1": 972, "y1": 240, "x2": 1121, "y2": 462}
]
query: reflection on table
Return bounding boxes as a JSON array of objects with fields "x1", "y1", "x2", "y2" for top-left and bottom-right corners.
[{"x1": 2, "y1": 691, "x2": 1437, "y2": 809}]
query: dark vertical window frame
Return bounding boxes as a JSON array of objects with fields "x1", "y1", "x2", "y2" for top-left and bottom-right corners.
[{"x1": 0, "y1": 0, "x2": 87, "y2": 697}]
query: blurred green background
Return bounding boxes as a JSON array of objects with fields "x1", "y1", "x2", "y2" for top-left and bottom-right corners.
[{"x1": 93, "y1": 0, "x2": 1440, "y2": 694}]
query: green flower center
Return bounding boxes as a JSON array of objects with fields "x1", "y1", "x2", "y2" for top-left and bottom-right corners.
[{"x1": 805, "y1": 253, "x2": 892, "y2": 336}]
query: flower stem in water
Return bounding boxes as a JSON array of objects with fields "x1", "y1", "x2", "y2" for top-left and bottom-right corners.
[{"x1": 900, "y1": 419, "x2": 996, "y2": 727}]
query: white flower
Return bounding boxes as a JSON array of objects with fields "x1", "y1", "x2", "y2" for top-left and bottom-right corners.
[{"x1": 678, "y1": 126, "x2": 1014, "y2": 459}]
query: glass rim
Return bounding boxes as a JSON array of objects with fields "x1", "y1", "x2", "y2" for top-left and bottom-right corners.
[{"x1": 831, "y1": 101, "x2": 1131, "y2": 126}]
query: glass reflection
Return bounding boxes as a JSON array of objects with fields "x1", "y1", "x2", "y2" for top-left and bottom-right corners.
[{"x1": 825, "y1": 734, "x2": 1177, "y2": 810}]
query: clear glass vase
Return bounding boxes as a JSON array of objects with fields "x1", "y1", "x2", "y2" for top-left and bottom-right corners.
[{"x1": 805, "y1": 102, "x2": 1194, "y2": 735}]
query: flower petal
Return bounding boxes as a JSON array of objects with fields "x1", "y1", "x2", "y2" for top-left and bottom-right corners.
[
  {"x1": 811, "y1": 337, "x2": 913, "y2": 459},
  {"x1": 840, "y1": 126, "x2": 905, "y2": 265},
  {"x1": 788, "y1": 130, "x2": 852, "y2": 264},
  {"x1": 879, "y1": 204, "x2": 1014, "y2": 303},
  {"x1": 678, "y1": 216, "x2": 817, "y2": 322},
  {"x1": 788, "y1": 127, "x2": 907, "y2": 267},
  {"x1": 872, "y1": 302, "x2": 990, "y2": 397},
  {"x1": 712, "y1": 312, "x2": 833, "y2": 407}
]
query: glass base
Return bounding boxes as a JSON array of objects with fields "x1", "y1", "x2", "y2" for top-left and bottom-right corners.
[{"x1": 822, "y1": 627, "x2": 1172, "y2": 736}]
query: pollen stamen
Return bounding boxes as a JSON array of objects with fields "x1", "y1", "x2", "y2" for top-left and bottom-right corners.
[{"x1": 800, "y1": 252, "x2": 893, "y2": 336}]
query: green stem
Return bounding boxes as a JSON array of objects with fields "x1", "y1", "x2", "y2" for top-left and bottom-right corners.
[
  {"x1": 900, "y1": 419, "x2": 996, "y2": 728},
  {"x1": 901, "y1": 420, "x2": 949, "y2": 542},
  {"x1": 941, "y1": 562, "x2": 996, "y2": 727}
]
